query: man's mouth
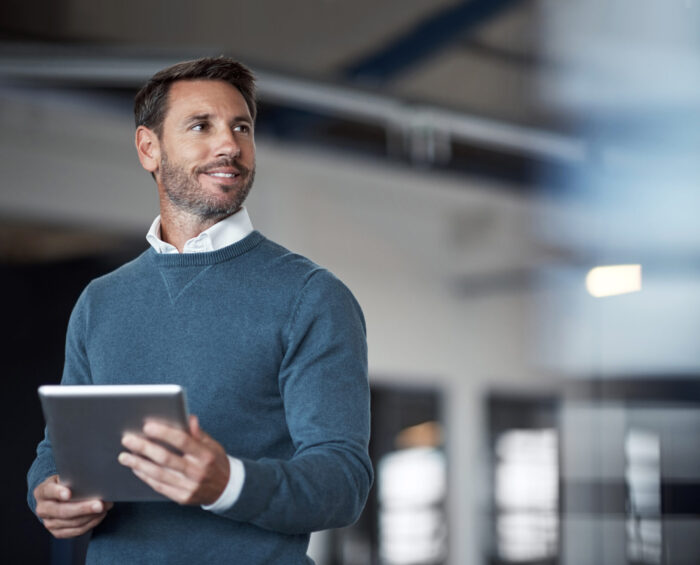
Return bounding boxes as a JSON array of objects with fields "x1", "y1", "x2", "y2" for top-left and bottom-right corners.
[
  {"x1": 208, "y1": 172, "x2": 238, "y2": 179},
  {"x1": 201, "y1": 167, "x2": 243, "y2": 184}
]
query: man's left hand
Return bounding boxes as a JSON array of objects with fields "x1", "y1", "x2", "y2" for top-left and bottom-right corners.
[{"x1": 118, "y1": 414, "x2": 230, "y2": 506}]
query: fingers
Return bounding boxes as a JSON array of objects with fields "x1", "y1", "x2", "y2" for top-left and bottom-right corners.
[
  {"x1": 188, "y1": 415, "x2": 216, "y2": 447},
  {"x1": 119, "y1": 415, "x2": 230, "y2": 506},
  {"x1": 188, "y1": 414, "x2": 211, "y2": 441},
  {"x1": 37, "y1": 499, "x2": 107, "y2": 520},
  {"x1": 34, "y1": 475, "x2": 113, "y2": 539},
  {"x1": 121, "y1": 433, "x2": 188, "y2": 473},
  {"x1": 118, "y1": 451, "x2": 197, "y2": 492},
  {"x1": 132, "y1": 468, "x2": 199, "y2": 505},
  {"x1": 123, "y1": 418, "x2": 211, "y2": 461},
  {"x1": 34, "y1": 475, "x2": 72, "y2": 503},
  {"x1": 46, "y1": 512, "x2": 109, "y2": 539},
  {"x1": 43, "y1": 510, "x2": 105, "y2": 531},
  {"x1": 189, "y1": 414, "x2": 202, "y2": 439},
  {"x1": 120, "y1": 452, "x2": 212, "y2": 505}
]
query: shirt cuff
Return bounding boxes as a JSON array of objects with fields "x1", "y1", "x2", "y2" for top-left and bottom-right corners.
[{"x1": 201, "y1": 456, "x2": 245, "y2": 513}]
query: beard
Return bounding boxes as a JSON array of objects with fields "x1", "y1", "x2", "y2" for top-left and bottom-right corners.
[{"x1": 159, "y1": 151, "x2": 256, "y2": 221}]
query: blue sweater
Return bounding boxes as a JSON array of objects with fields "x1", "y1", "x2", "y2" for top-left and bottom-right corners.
[{"x1": 27, "y1": 231, "x2": 373, "y2": 564}]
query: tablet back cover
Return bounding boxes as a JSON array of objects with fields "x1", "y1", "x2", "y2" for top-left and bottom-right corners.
[{"x1": 38, "y1": 385, "x2": 188, "y2": 501}]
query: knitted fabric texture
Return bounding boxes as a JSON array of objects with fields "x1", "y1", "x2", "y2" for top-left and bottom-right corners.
[{"x1": 27, "y1": 231, "x2": 373, "y2": 565}]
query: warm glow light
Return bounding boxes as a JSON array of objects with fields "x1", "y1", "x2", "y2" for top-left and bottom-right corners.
[{"x1": 585, "y1": 264, "x2": 642, "y2": 297}]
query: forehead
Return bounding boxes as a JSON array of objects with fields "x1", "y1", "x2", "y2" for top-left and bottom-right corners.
[{"x1": 164, "y1": 79, "x2": 251, "y2": 122}]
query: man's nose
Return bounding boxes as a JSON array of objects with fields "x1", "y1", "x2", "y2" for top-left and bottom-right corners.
[{"x1": 214, "y1": 128, "x2": 241, "y2": 158}]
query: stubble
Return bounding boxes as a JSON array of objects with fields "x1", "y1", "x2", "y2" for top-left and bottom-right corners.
[{"x1": 160, "y1": 151, "x2": 256, "y2": 221}]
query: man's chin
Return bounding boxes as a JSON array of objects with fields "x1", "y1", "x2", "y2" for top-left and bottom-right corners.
[
  {"x1": 195, "y1": 201, "x2": 243, "y2": 220},
  {"x1": 162, "y1": 170, "x2": 253, "y2": 221},
  {"x1": 199, "y1": 191, "x2": 251, "y2": 220}
]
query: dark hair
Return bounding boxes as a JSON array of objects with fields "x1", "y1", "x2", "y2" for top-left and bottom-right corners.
[{"x1": 134, "y1": 56, "x2": 257, "y2": 135}]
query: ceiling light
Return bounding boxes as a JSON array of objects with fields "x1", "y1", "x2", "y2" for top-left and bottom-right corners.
[{"x1": 585, "y1": 264, "x2": 642, "y2": 298}]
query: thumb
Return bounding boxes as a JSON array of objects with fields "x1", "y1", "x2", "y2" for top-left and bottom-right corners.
[
  {"x1": 190, "y1": 414, "x2": 207, "y2": 441},
  {"x1": 189, "y1": 414, "x2": 204, "y2": 439},
  {"x1": 188, "y1": 413, "x2": 214, "y2": 444}
]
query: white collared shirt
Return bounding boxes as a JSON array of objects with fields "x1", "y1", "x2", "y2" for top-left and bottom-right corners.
[
  {"x1": 145, "y1": 207, "x2": 251, "y2": 513},
  {"x1": 146, "y1": 206, "x2": 254, "y2": 254}
]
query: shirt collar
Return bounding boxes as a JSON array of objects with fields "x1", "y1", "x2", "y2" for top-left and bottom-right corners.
[{"x1": 146, "y1": 207, "x2": 254, "y2": 254}]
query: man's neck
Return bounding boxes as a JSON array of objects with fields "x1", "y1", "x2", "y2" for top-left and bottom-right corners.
[{"x1": 158, "y1": 205, "x2": 231, "y2": 253}]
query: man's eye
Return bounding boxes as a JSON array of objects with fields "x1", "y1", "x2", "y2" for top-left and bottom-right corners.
[
  {"x1": 191, "y1": 123, "x2": 207, "y2": 131},
  {"x1": 234, "y1": 124, "x2": 251, "y2": 134}
]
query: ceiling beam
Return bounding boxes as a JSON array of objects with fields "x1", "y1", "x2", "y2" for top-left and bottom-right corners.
[
  {"x1": 0, "y1": 42, "x2": 584, "y2": 165},
  {"x1": 344, "y1": 0, "x2": 527, "y2": 85}
]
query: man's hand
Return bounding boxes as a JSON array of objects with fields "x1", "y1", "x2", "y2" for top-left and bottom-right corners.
[
  {"x1": 118, "y1": 414, "x2": 230, "y2": 506},
  {"x1": 34, "y1": 475, "x2": 112, "y2": 539}
]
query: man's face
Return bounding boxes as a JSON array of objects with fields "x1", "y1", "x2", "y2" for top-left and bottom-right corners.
[{"x1": 155, "y1": 79, "x2": 256, "y2": 220}]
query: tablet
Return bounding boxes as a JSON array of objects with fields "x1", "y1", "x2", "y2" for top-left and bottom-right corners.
[{"x1": 38, "y1": 384, "x2": 189, "y2": 502}]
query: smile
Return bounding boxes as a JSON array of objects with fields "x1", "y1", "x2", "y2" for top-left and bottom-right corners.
[{"x1": 208, "y1": 172, "x2": 238, "y2": 178}]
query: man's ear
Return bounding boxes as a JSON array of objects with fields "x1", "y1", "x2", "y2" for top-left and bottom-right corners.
[{"x1": 135, "y1": 126, "x2": 161, "y2": 175}]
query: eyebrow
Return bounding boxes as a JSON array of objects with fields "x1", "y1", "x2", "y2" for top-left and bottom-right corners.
[
  {"x1": 186, "y1": 113, "x2": 210, "y2": 123},
  {"x1": 184, "y1": 113, "x2": 252, "y2": 125}
]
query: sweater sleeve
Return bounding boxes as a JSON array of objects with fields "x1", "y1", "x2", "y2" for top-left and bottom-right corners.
[
  {"x1": 27, "y1": 288, "x2": 93, "y2": 514},
  {"x1": 218, "y1": 269, "x2": 374, "y2": 533}
]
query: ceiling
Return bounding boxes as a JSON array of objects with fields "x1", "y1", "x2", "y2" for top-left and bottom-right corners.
[
  {"x1": 0, "y1": 0, "x2": 593, "y2": 190},
  {"x1": 1, "y1": 1, "x2": 697, "y2": 186},
  {"x1": 0, "y1": 1, "x2": 556, "y2": 123},
  {"x1": 3, "y1": 0, "x2": 698, "y2": 138}
]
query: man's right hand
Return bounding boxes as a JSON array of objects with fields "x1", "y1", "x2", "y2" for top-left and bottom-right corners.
[{"x1": 34, "y1": 475, "x2": 113, "y2": 539}]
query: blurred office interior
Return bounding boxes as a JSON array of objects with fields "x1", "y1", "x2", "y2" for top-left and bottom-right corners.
[{"x1": 2, "y1": 1, "x2": 700, "y2": 563}]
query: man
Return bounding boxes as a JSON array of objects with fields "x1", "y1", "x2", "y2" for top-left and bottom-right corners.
[{"x1": 27, "y1": 57, "x2": 373, "y2": 564}]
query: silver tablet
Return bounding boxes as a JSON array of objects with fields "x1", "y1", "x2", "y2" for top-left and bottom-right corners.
[{"x1": 38, "y1": 384, "x2": 189, "y2": 502}]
